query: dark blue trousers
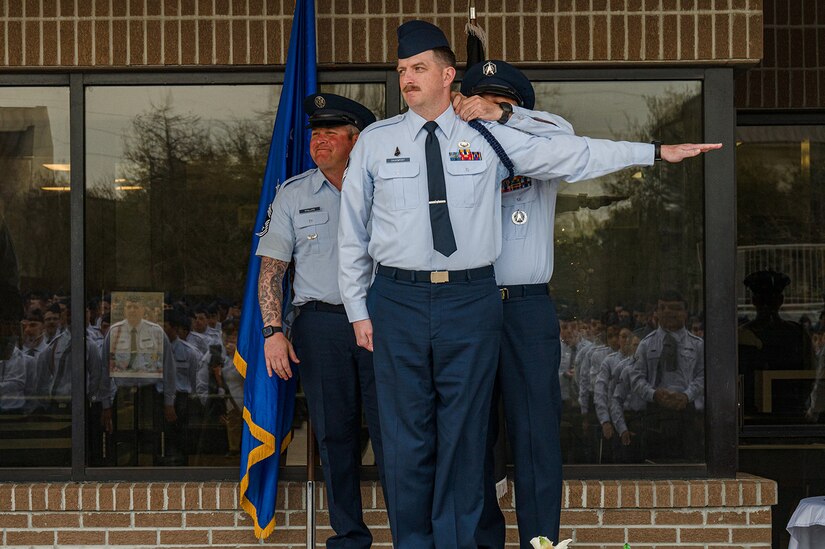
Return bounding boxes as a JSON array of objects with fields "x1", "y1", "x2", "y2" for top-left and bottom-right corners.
[
  {"x1": 476, "y1": 293, "x2": 563, "y2": 548},
  {"x1": 291, "y1": 308, "x2": 385, "y2": 549},
  {"x1": 367, "y1": 273, "x2": 502, "y2": 549}
]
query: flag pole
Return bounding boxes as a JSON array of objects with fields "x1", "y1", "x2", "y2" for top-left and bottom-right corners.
[{"x1": 306, "y1": 419, "x2": 317, "y2": 548}]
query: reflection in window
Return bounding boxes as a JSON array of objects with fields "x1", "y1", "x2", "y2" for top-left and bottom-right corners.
[
  {"x1": 736, "y1": 126, "x2": 825, "y2": 427},
  {"x1": 0, "y1": 87, "x2": 71, "y2": 467},
  {"x1": 85, "y1": 83, "x2": 385, "y2": 467},
  {"x1": 533, "y1": 81, "x2": 705, "y2": 464}
]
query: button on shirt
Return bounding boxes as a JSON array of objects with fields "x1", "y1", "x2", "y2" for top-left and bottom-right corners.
[
  {"x1": 629, "y1": 327, "x2": 704, "y2": 404},
  {"x1": 497, "y1": 106, "x2": 653, "y2": 285},
  {"x1": 257, "y1": 168, "x2": 343, "y2": 306},
  {"x1": 339, "y1": 105, "x2": 654, "y2": 321}
]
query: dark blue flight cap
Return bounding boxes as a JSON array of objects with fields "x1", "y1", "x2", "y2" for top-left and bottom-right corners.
[
  {"x1": 743, "y1": 270, "x2": 791, "y2": 295},
  {"x1": 460, "y1": 59, "x2": 536, "y2": 110},
  {"x1": 303, "y1": 93, "x2": 376, "y2": 131},
  {"x1": 397, "y1": 20, "x2": 449, "y2": 59}
]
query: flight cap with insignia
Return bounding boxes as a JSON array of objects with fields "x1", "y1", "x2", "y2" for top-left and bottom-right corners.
[
  {"x1": 303, "y1": 93, "x2": 376, "y2": 131},
  {"x1": 397, "y1": 20, "x2": 449, "y2": 59},
  {"x1": 460, "y1": 59, "x2": 536, "y2": 110},
  {"x1": 743, "y1": 270, "x2": 791, "y2": 295}
]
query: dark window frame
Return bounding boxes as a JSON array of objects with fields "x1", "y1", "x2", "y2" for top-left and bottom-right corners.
[
  {"x1": 735, "y1": 108, "x2": 825, "y2": 441},
  {"x1": 0, "y1": 66, "x2": 737, "y2": 482}
]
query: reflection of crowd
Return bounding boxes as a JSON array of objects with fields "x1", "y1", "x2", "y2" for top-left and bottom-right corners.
[
  {"x1": 0, "y1": 290, "x2": 244, "y2": 466},
  {"x1": 559, "y1": 290, "x2": 704, "y2": 464}
]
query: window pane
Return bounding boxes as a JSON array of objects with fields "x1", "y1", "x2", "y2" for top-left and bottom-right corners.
[
  {"x1": 0, "y1": 87, "x2": 71, "y2": 467},
  {"x1": 736, "y1": 125, "x2": 825, "y2": 427},
  {"x1": 533, "y1": 81, "x2": 705, "y2": 464},
  {"x1": 85, "y1": 85, "x2": 279, "y2": 466},
  {"x1": 85, "y1": 83, "x2": 384, "y2": 468}
]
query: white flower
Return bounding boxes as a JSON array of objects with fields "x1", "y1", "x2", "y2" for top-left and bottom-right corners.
[{"x1": 529, "y1": 536, "x2": 573, "y2": 549}]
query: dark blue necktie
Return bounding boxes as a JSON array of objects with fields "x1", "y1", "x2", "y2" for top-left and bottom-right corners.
[{"x1": 423, "y1": 121, "x2": 457, "y2": 257}]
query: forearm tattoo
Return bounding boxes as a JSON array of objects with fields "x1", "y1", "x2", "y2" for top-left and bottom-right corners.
[{"x1": 259, "y1": 257, "x2": 289, "y2": 327}]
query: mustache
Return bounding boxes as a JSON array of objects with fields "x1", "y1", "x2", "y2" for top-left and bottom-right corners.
[{"x1": 403, "y1": 85, "x2": 420, "y2": 93}]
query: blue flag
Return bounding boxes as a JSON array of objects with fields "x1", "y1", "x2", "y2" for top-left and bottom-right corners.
[{"x1": 233, "y1": 0, "x2": 317, "y2": 539}]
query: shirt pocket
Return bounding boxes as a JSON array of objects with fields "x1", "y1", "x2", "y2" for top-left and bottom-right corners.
[
  {"x1": 445, "y1": 159, "x2": 487, "y2": 208},
  {"x1": 501, "y1": 186, "x2": 536, "y2": 241},
  {"x1": 294, "y1": 210, "x2": 330, "y2": 255},
  {"x1": 377, "y1": 161, "x2": 421, "y2": 211}
]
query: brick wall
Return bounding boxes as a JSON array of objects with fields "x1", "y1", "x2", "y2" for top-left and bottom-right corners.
[
  {"x1": 0, "y1": 475, "x2": 776, "y2": 548},
  {"x1": 0, "y1": 0, "x2": 762, "y2": 68},
  {"x1": 736, "y1": 0, "x2": 825, "y2": 108}
]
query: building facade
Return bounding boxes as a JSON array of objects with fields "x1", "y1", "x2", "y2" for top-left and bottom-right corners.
[{"x1": 0, "y1": 1, "x2": 822, "y2": 547}]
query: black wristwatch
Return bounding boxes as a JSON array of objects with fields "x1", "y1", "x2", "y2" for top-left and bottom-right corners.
[
  {"x1": 261, "y1": 325, "x2": 283, "y2": 338},
  {"x1": 497, "y1": 102, "x2": 513, "y2": 124},
  {"x1": 652, "y1": 140, "x2": 662, "y2": 161}
]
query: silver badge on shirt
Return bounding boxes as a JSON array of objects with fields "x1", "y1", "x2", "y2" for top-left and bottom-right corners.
[{"x1": 511, "y1": 209, "x2": 528, "y2": 225}]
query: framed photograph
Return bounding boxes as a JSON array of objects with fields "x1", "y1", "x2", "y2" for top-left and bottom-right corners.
[{"x1": 107, "y1": 291, "x2": 165, "y2": 378}]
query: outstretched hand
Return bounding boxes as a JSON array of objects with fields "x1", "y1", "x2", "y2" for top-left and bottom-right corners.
[{"x1": 661, "y1": 143, "x2": 723, "y2": 163}]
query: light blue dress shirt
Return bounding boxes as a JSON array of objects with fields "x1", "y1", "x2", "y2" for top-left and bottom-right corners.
[
  {"x1": 171, "y1": 337, "x2": 207, "y2": 400},
  {"x1": 0, "y1": 347, "x2": 28, "y2": 411},
  {"x1": 609, "y1": 357, "x2": 648, "y2": 436},
  {"x1": 257, "y1": 168, "x2": 344, "y2": 307},
  {"x1": 339, "y1": 105, "x2": 654, "y2": 322},
  {"x1": 629, "y1": 327, "x2": 704, "y2": 404}
]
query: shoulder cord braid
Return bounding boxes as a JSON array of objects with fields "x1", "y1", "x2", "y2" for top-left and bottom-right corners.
[{"x1": 467, "y1": 119, "x2": 515, "y2": 182}]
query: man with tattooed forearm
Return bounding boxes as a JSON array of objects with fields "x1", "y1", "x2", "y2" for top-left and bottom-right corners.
[{"x1": 254, "y1": 93, "x2": 385, "y2": 549}]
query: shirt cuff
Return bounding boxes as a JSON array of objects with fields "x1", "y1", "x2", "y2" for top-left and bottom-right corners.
[{"x1": 343, "y1": 300, "x2": 370, "y2": 323}]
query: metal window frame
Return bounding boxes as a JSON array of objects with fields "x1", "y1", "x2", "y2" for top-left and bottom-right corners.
[
  {"x1": 0, "y1": 66, "x2": 737, "y2": 482},
  {"x1": 736, "y1": 108, "x2": 825, "y2": 442}
]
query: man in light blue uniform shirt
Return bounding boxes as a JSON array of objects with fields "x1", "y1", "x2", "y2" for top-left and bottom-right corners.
[
  {"x1": 629, "y1": 290, "x2": 704, "y2": 461},
  {"x1": 338, "y1": 20, "x2": 721, "y2": 548},
  {"x1": 452, "y1": 61, "x2": 722, "y2": 547},
  {"x1": 256, "y1": 93, "x2": 385, "y2": 549}
]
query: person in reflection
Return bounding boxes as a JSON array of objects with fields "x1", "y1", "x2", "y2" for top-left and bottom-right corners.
[
  {"x1": 37, "y1": 299, "x2": 112, "y2": 464},
  {"x1": 200, "y1": 319, "x2": 243, "y2": 456},
  {"x1": 593, "y1": 324, "x2": 636, "y2": 461},
  {"x1": 257, "y1": 92, "x2": 385, "y2": 549},
  {"x1": 0, "y1": 320, "x2": 28, "y2": 414},
  {"x1": 559, "y1": 311, "x2": 592, "y2": 463},
  {"x1": 806, "y1": 334, "x2": 824, "y2": 423},
  {"x1": 20, "y1": 308, "x2": 47, "y2": 357},
  {"x1": 738, "y1": 270, "x2": 815, "y2": 418},
  {"x1": 180, "y1": 309, "x2": 209, "y2": 356},
  {"x1": 43, "y1": 304, "x2": 62, "y2": 345},
  {"x1": 99, "y1": 292, "x2": 176, "y2": 465},
  {"x1": 577, "y1": 317, "x2": 619, "y2": 462},
  {"x1": 205, "y1": 302, "x2": 222, "y2": 342},
  {"x1": 609, "y1": 334, "x2": 644, "y2": 463},
  {"x1": 689, "y1": 316, "x2": 704, "y2": 338},
  {"x1": 86, "y1": 300, "x2": 103, "y2": 344},
  {"x1": 629, "y1": 290, "x2": 704, "y2": 461},
  {"x1": 163, "y1": 309, "x2": 207, "y2": 465}
]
